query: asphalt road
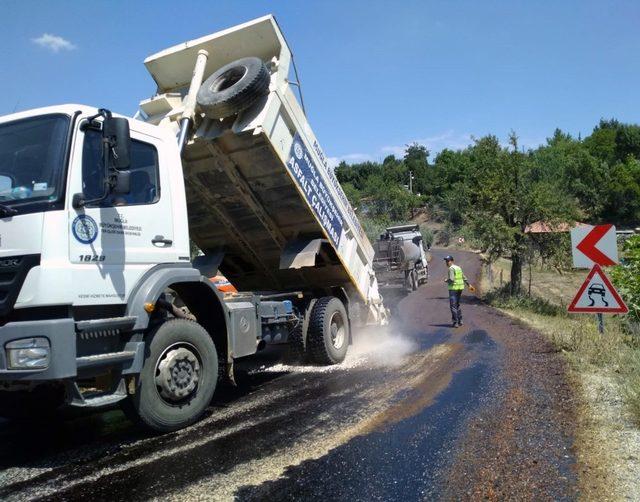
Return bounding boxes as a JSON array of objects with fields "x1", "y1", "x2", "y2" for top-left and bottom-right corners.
[{"x1": 0, "y1": 250, "x2": 578, "y2": 501}]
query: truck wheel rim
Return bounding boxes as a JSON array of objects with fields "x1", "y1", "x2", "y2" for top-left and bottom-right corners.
[
  {"x1": 329, "y1": 312, "x2": 346, "y2": 350},
  {"x1": 155, "y1": 343, "x2": 201, "y2": 403}
]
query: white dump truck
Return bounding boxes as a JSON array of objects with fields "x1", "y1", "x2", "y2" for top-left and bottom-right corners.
[{"x1": 0, "y1": 16, "x2": 386, "y2": 431}]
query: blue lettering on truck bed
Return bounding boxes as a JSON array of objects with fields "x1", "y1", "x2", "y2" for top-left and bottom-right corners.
[{"x1": 287, "y1": 134, "x2": 344, "y2": 248}]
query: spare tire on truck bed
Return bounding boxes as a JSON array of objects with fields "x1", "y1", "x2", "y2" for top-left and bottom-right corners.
[{"x1": 197, "y1": 56, "x2": 270, "y2": 119}]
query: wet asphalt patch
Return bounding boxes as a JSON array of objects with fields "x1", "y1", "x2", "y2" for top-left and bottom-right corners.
[{"x1": 235, "y1": 362, "x2": 494, "y2": 501}]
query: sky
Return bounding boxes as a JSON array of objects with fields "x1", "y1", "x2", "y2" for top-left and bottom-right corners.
[{"x1": 1, "y1": 0, "x2": 639, "y2": 166}]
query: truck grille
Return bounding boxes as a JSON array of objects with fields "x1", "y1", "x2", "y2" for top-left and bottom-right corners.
[{"x1": 0, "y1": 254, "x2": 40, "y2": 319}]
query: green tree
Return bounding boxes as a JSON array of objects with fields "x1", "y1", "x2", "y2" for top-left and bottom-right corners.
[
  {"x1": 601, "y1": 157, "x2": 640, "y2": 225},
  {"x1": 340, "y1": 182, "x2": 361, "y2": 207},
  {"x1": 464, "y1": 132, "x2": 576, "y2": 294},
  {"x1": 534, "y1": 129, "x2": 606, "y2": 220},
  {"x1": 362, "y1": 175, "x2": 420, "y2": 220},
  {"x1": 584, "y1": 119, "x2": 620, "y2": 165},
  {"x1": 612, "y1": 235, "x2": 640, "y2": 322}
]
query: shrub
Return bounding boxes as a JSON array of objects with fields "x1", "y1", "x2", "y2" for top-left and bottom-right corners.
[{"x1": 611, "y1": 235, "x2": 640, "y2": 323}]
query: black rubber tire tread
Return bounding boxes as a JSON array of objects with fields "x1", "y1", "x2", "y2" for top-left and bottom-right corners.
[
  {"x1": 197, "y1": 57, "x2": 270, "y2": 119},
  {"x1": 306, "y1": 297, "x2": 349, "y2": 365},
  {"x1": 287, "y1": 322, "x2": 306, "y2": 362},
  {"x1": 411, "y1": 269, "x2": 418, "y2": 291},
  {"x1": 124, "y1": 318, "x2": 218, "y2": 433}
]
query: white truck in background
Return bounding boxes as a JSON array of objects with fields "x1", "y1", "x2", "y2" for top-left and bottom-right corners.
[
  {"x1": 373, "y1": 224, "x2": 429, "y2": 291},
  {"x1": 0, "y1": 16, "x2": 387, "y2": 431}
]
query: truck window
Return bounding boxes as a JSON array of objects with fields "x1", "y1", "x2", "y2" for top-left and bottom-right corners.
[
  {"x1": 0, "y1": 114, "x2": 70, "y2": 212},
  {"x1": 82, "y1": 129, "x2": 160, "y2": 207}
]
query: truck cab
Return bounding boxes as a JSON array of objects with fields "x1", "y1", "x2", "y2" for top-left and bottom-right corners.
[
  {"x1": 0, "y1": 105, "x2": 308, "y2": 431},
  {"x1": 0, "y1": 105, "x2": 189, "y2": 313}
]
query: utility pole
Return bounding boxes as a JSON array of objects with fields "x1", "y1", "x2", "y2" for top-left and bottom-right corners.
[{"x1": 408, "y1": 170, "x2": 416, "y2": 218}]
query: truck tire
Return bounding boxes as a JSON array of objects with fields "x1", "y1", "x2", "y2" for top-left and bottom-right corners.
[
  {"x1": 411, "y1": 269, "x2": 418, "y2": 291},
  {"x1": 307, "y1": 297, "x2": 349, "y2": 365},
  {"x1": 420, "y1": 264, "x2": 429, "y2": 285},
  {"x1": 404, "y1": 270, "x2": 413, "y2": 292},
  {"x1": 197, "y1": 57, "x2": 270, "y2": 119},
  {"x1": 288, "y1": 322, "x2": 306, "y2": 363},
  {"x1": 125, "y1": 319, "x2": 218, "y2": 432}
]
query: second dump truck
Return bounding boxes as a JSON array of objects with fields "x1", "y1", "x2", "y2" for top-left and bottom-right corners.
[
  {"x1": 0, "y1": 16, "x2": 386, "y2": 431},
  {"x1": 373, "y1": 224, "x2": 429, "y2": 291}
]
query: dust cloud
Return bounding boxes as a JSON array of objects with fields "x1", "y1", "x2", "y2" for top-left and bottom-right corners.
[{"x1": 253, "y1": 323, "x2": 416, "y2": 374}]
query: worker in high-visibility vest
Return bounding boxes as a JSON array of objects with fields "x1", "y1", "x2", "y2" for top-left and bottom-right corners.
[{"x1": 444, "y1": 255, "x2": 469, "y2": 327}]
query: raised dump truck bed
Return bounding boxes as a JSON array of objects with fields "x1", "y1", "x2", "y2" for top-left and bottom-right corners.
[{"x1": 140, "y1": 15, "x2": 383, "y2": 314}]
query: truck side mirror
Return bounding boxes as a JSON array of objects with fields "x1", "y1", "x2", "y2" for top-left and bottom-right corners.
[
  {"x1": 113, "y1": 170, "x2": 131, "y2": 194},
  {"x1": 103, "y1": 116, "x2": 131, "y2": 170}
]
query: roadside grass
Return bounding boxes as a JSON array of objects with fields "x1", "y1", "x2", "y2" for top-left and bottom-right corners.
[{"x1": 484, "y1": 257, "x2": 585, "y2": 307}]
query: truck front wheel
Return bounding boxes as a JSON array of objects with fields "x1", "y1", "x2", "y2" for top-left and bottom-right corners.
[
  {"x1": 307, "y1": 297, "x2": 349, "y2": 365},
  {"x1": 125, "y1": 319, "x2": 218, "y2": 432}
]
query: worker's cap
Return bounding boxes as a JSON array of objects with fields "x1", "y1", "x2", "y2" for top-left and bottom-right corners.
[{"x1": 443, "y1": 255, "x2": 454, "y2": 261}]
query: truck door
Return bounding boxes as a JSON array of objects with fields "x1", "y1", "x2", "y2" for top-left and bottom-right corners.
[{"x1": 68, "y1": 123, "x2": 176, "y2": 305}]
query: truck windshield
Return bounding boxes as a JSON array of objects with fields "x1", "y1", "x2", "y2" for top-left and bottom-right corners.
[{"x1": 0, "y1": 114, "x2": 70, "y2": 213}]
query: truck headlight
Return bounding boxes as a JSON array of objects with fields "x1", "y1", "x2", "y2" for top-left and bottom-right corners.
[{"x1": 6, "y1": 337, "x2": 50, "y2": 370}]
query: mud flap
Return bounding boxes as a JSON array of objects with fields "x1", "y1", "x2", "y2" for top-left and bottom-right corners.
[{"x1": 226, "y1": 357, "x2": 237, "y2": 387}]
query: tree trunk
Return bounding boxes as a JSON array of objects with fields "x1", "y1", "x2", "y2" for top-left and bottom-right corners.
[{"x1": 510, "y1": 253, "x2": 523, "y2": 295}]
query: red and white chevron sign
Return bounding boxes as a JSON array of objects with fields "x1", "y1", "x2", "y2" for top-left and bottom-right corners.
[{"x1": 570, "y1": 224, "x2": 618, "y2": 269}]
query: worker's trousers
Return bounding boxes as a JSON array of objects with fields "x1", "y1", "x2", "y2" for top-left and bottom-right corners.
[{"x1": 449, "y1": 289, "x2": 463, "y2": 324}]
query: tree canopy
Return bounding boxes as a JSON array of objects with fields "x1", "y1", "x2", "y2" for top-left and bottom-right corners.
[{"x1": 335, "y1": 119, "x2": 640, "y2": 293}]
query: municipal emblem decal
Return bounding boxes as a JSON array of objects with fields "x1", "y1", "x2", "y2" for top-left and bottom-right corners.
[
  {"x1": 72, "y1": 215, "x2": 98, "y2": 244},
  {"x1": 294, "y1": 142, "x2": 304, "y2": 160}
]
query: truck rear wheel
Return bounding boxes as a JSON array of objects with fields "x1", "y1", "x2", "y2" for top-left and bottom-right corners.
[
  {"x1": 197, "y1": 56, "x2": 270, "y2": 119},
  {"x1": 287, "y1": 323, "x2": 306, "y2": 363},
  {"x1": 307, "y1": 297, "x2": 349, "y2": 365},
  {"x1": 125, "y1": 319, "x2": 218, "y2": 432}
]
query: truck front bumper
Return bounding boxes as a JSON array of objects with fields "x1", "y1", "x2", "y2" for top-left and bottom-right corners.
[{"x1": 0, "y1": 319, "x2": 77, "y2": 381}]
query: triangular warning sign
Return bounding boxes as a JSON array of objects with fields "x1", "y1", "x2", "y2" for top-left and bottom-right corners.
[{"x1": 568, "y1": 264, "x2": 628, "y2": 314}]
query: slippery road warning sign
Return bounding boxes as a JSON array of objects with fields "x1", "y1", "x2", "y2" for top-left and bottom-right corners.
[
  {"x1": 568, "y1": 264, "x2": 628, "y2": 314},
  {"x1": 571, "y1": 224, "x2": 618, "y2": 268}
]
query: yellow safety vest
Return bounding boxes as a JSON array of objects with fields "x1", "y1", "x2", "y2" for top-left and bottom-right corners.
[{"x1": 448, "y1": 264, "x2": 465, "y2": 291}]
